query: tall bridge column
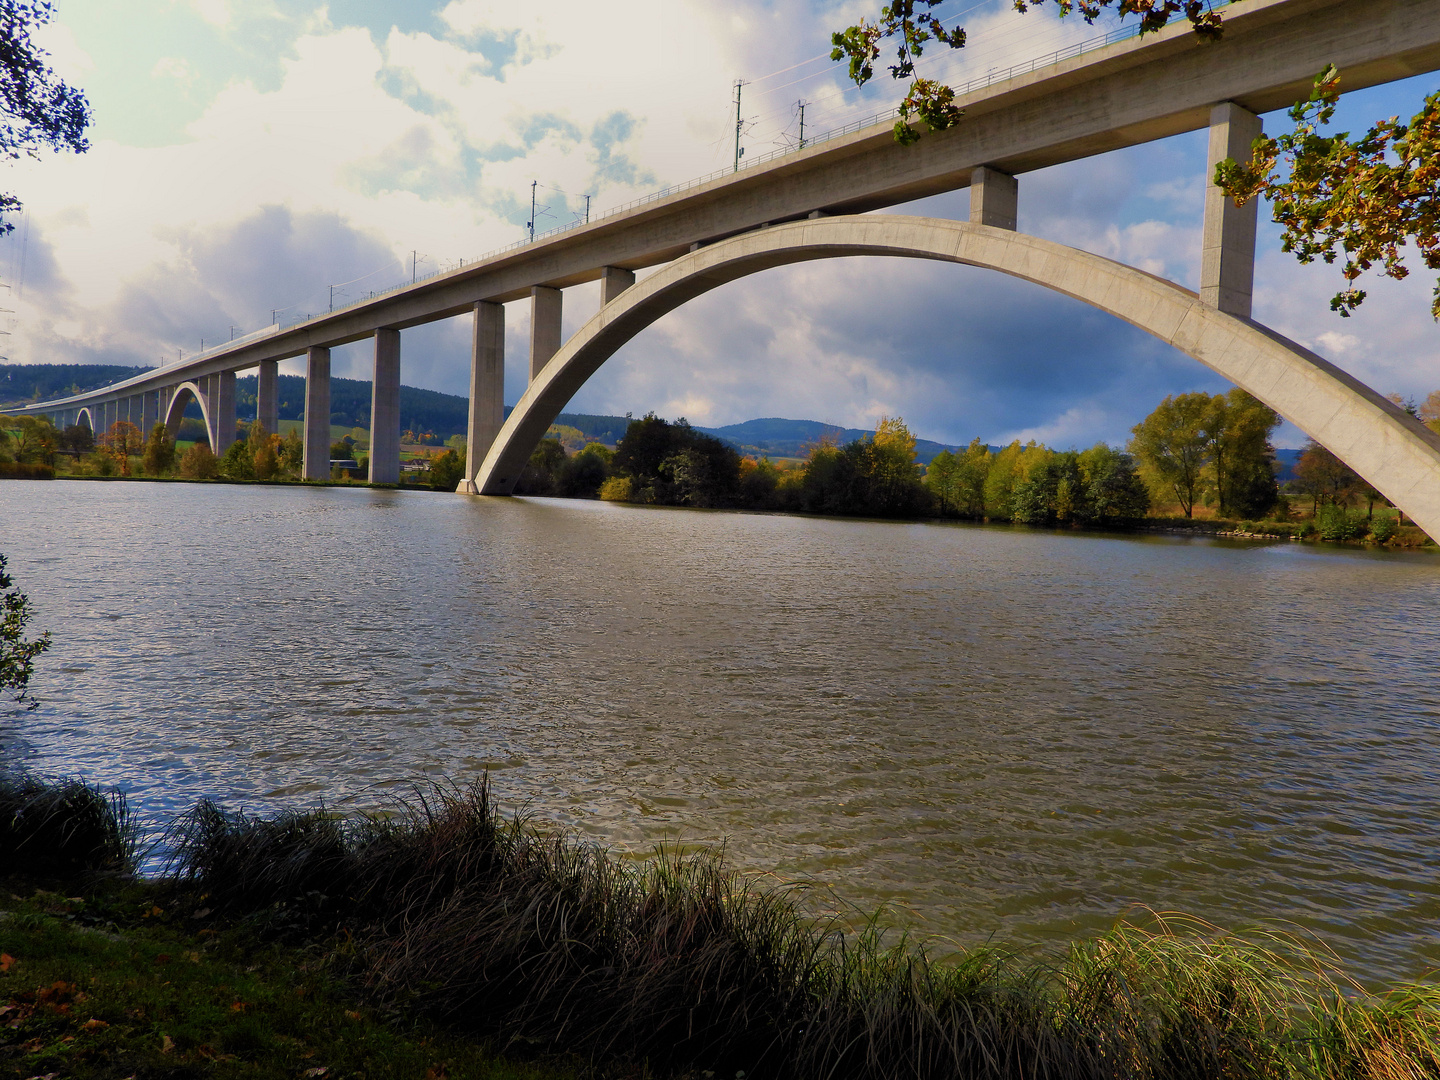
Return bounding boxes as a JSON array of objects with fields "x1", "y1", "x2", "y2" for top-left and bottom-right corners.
[
  {"x1": 529, "y1": 285, "x2": 562, "y2": 382},
  {"x1": 600, "y1": 266, "x2": 635, "y2": 304},
  {"x1": 970, "y1": 166, "x2": 1018, "y2": 230},
  {"x1": 461, "y1": 301, "x2": 504, "y2": 493},
  {"x1": 369, "y1": 328, "x2": 401, "y2": 484},
  {"x1": 257, "y1": 359, "x2": 278, "y2": 435},
  {"x1": 213, "y1": 371, "x2": 236, "y2": 455},
  {"x1": 1201, "y1": 102, "x2": 1262, "y2": 317},
  {"x1": 302, "y1": 346, "x2": 331, "y2": 481},
  {"x1": 141, "y1": 391, "x2": 157, "y2": 437}
]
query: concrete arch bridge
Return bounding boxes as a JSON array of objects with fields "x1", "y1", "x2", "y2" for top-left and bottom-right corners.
[{"x1": 13, "y1": 0, "x2": 1440, "y2": 535}]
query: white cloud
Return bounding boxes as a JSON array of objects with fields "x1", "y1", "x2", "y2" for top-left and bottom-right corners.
[{"x1": 3, "y1": 0, "x2": 1437, "y2": 454}]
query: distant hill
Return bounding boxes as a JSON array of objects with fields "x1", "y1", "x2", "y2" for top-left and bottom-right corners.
[
  {"x1": 0, "y1": 363, "x2": 153, "y2": 406},
  {"x1": 697, "y1": 417, "x2": 968, "y2": 464}
]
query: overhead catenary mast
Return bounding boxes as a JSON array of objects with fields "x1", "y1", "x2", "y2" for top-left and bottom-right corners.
[{"x1": 734, "y1": 80, "x2": 747, "y2": 172}]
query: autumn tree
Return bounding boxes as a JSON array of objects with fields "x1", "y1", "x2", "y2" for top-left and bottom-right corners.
[
  {"x1": 1128, "y1": 392, "x2": 1211, "y2": 517},
  {"x1": 246, "y1": 419, "x2": 280, "y2": 481},
  {"x1": 178, "y1": 442, "x2": 219, "y2": 480},
  {"x1": 953, "y1": 439, "x2": 992, "y2": 517},
  {"x1": 279, "y1": 427, "x2": 304, "y2": 473},
  {"x1": 10, "y1": 415, "x2": 55, "y2": 464},
  {"x1": 1290, "y1": 439, "x2": 1359, "y2": 515},
  {"x1": 925, "y1": 449, "x2": 962, "y2": 514},
  {"x1": 983, "y1": 440, "x2": 1025, "y2": 520},
  {"x1": 101, "y1": 420, "x2": 142, "y2": 476},
  {"x1": 142, "y1": 422, "x2": 175, "y2": 475},
  {"x1": 1421, "y1": 390, "x2": 1440, "y2": 435},
  {"x1": 1206, "y1": 389, "x2": 1280, "y2": 518}
]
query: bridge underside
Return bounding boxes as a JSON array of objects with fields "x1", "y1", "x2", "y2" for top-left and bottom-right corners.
[{"x1": 475, "y1": 216, "x2": 1440, "y2": 539}]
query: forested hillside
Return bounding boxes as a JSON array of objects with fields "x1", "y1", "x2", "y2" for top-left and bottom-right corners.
[{"x1": 0, "y1": 363, "x2": 153, "y2": 405}]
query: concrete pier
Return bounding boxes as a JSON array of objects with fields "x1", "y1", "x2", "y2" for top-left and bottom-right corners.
[
  {"x1": 141, "y1": 391, "x2": 158, "y2": 436},
  {"x1": 600, "y1": 266, "x2": 635, "y2": 305},
  {"x1": 1201, "y1": 101, "x2": 1262, "y2": 317},
  {"x1": 970, "y1": 167, "x2": 1018, "y2": 230},
  {"x1": 303, "y1": 346, "x2": 331, "y2": 481},
  {"x1": 529, "y1": 286, "x2": 562, "y2": 381},
  {"x1": 257, "y1": 359, "x2": 279, "y2": 435},
  {"x1": 214, "y1": 371, "x2": 236, "y2": 455},
  {"x1": 461, "y1": 301, "x2": 505, "y2": 493},
  {"x1": 369, "y1": 328, "x2": 401, "y2": 484}
]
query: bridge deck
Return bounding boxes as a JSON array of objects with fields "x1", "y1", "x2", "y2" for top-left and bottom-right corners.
[{"x1": 17, "y1": 0, "x2": 1440, "y2": 411}]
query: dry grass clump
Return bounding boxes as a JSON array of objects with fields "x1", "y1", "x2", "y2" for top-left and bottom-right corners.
[{"x1": 160, "y1": 778, "x2": 1440, "y2": 1080}]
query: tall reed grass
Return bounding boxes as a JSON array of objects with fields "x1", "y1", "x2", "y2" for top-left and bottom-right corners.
[
  {"x1": 161, "y1": 779, "x2": 1440, "y2": 1080},
  {"x1": 0, "y1": 770, "x2": 137, "y2": 877}
]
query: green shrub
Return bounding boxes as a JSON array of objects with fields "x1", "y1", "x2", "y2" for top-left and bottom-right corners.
[
  {"x1": 1316, "y1": 502, "x2": 1364, "y2": 541},
  {"x1": 1369, "y1": 514, "x2": 1399, "y2": 544}
]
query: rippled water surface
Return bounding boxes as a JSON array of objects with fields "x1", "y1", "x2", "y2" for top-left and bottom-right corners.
[{"x1": 5, "y1": 481, "x2": 1440, "y2": 983}]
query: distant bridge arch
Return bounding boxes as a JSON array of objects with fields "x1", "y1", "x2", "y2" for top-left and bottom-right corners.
[
  {"x1": 75, "y1": 407, "x2": 93, "y2": 432},
  {"x1": 164, "y1": 382, "x2": 213, "y2": 446},
  {"x1": 476, "y1": 214, "x2": 1440, "y2": 533}
]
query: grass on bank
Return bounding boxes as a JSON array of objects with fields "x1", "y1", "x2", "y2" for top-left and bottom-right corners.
[{"x1": 7, "y1": 771, "x2": 1440, "y2": 1080}]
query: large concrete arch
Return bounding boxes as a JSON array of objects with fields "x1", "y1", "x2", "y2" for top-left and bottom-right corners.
[
  {"x1": 75, "y1": 407, "x2": 93, "y2": 432},
  {"x1": 476, "y1": 214, "x2": 1440, "y2": 537},
  {"x1": 164, "y1": 382, "x2": 213, "y2": 446}
]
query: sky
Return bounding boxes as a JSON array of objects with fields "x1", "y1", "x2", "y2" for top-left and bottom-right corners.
[{"x1": 1, "y1": 0, "x2": 1437, "y2": 450}]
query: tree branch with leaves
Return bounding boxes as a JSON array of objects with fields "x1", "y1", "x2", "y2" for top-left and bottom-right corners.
[
  {"x1": 1, "y1": 552, "x2": 49, "y2": 709},
  {"x1": 1215, "y1": 66, "x2": 1440, "y2": 318},
  {"x1": 0, "y1": 0, "x2": 91, "y2": 232},
  {"x1": 832, "y1": 0, "x2": 1220, "y2": 144}
]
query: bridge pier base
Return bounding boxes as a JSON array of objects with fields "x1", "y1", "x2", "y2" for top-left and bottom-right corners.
[
  {"x1": 369, "y1": 328, "x2": 401, "y2": 485},
  {"x1": 1201, "y1": 101, "x2": 1261, "y2": 317},
  {"x1": 530, "y1": 285, "x2": 562, "y2": 382},
  {"x1": 257, "y1": 359, "x2": 279, "y2": 435},
  {"x1": 461, "y1": 301, "x2": 504, "y2": 494},
  {"x1": 303, "y1": 346, "x2": 331, "y2": 481}
]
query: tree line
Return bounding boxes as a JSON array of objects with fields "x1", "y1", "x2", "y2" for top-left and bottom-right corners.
[{"x1": 0, "y1": 415, "x2": 466, "y2": 489}]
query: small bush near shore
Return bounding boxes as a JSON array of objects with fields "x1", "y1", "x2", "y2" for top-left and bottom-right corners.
[
  {"x1": 0, "y1": 461, "x2": 54, "y2": 479},
  {"x1": 0, "y1": 772, "x2": 137, "y2": 878}
]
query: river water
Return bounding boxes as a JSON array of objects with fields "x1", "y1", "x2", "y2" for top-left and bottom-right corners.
[{"x1": 4, "y1": 481, "x2": 1440, "y2": 984}]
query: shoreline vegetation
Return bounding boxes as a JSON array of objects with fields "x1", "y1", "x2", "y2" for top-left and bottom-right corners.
[
  {"x1": 2, "y1": 393, "x2": 1436, "y2": 549},
  {"x1": 5, "y1": 773, "x2": 1440, "y2": 1080}
]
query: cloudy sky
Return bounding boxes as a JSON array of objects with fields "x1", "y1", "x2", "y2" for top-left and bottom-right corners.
[{"x1": 2, "y1": 0, "x2": 1437, "y2": 449}]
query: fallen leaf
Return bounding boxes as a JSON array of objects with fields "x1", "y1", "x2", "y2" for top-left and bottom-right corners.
[
  {"x1": 82, "y1": 1018, "x2": 109, "y2": 1031},
  {"x1": 0, "y1": 953, "x2": 14, "y2": 972},
  {"x1": 345, "y1": 1010, "x2": 362, "y2": 1021},
  {"x1": 230, "y1": 1000, "x2": 248, "y2": 1013},
  {"x1": 302, "y1": 1069, "x2": 328, "y2": 1078},
  {"x1": 184, "y1": 951, "x2": 201, "y2": 963},
  {"x1": 161, "y1": 1034, "x2": 175, "y2": 1053},
  {"x1": 154, "y1": 954, "x2": 171, "y2": 966},
  {"x1": 192, "y1": 907, "x2": 212, "y2": 919}
]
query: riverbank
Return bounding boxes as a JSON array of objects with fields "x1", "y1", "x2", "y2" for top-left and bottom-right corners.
[
  {"x1": 15, "y1": 472, "x2": 1436, "y2": 549},
  {"x1": 5, "y1": 773, "x2": 1440, "y2": 1080}
]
